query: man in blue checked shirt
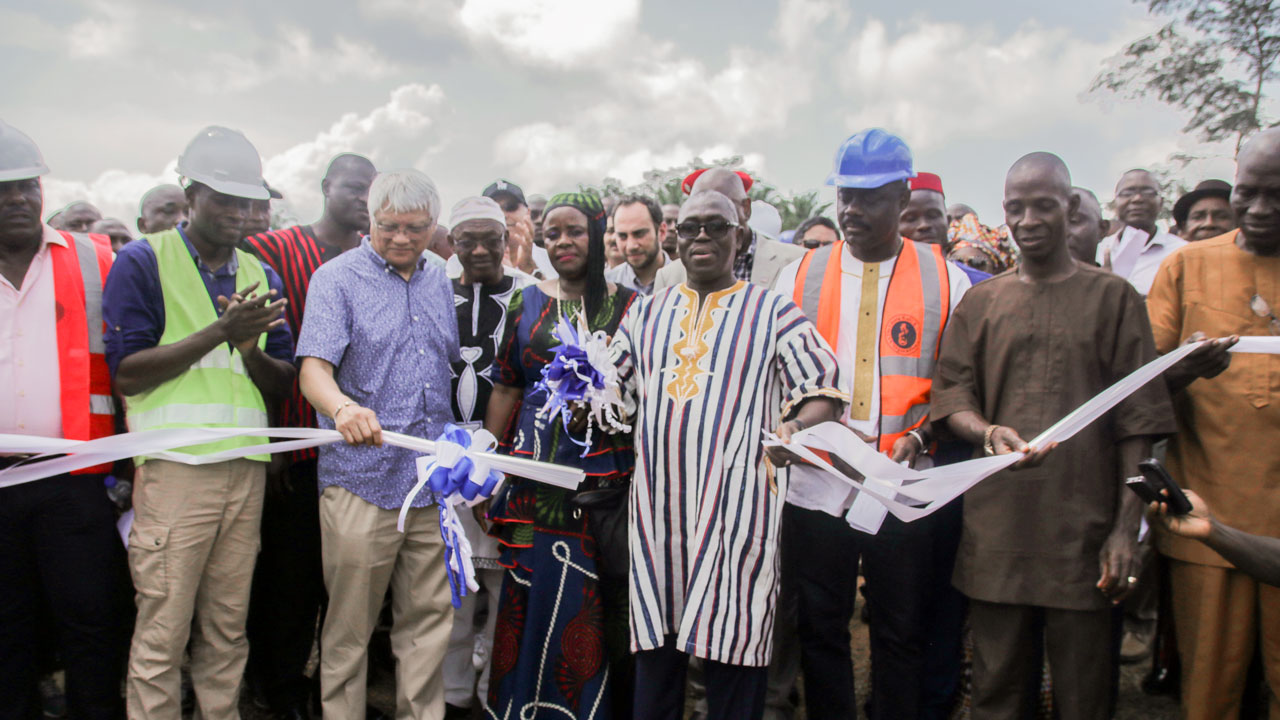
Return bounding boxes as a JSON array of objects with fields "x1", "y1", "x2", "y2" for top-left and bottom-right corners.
[{"x1": 297, "y1": 168, "x2": 460, "y2": 720}]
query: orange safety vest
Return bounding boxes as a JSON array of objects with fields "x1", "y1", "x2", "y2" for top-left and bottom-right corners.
[
  {"x1": 791, "y1": 239, "x2": 951, "y2": 454},
  {"x1": 49, "y1": 231, "x2": 115, "y2": 472}
]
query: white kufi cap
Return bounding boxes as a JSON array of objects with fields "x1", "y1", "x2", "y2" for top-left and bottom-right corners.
[{"x1": 449, "y1": 196, "x2": 507, "y2": 228}]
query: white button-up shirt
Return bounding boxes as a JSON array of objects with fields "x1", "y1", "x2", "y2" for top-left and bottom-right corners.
[{"x1": 1096, "y1": 226, "x2": 1186, "y2": 296}]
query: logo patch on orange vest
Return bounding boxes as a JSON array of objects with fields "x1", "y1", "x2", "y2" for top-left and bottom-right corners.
[{"x1": 887, "y1": 315, "x2": 920, "y2": 354}]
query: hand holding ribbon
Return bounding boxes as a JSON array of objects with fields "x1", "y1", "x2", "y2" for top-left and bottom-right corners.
[
  {"x1": 535, "y1": 313, "x2": 631, "y2": 455},
  {"x1": 397, "y1": 424, "x2": 506, "y2": 608}
]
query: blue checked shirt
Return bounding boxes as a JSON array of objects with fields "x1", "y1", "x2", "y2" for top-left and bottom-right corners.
[{"x1": 295, "y1": 239, "x2": 461, "y2": 509}]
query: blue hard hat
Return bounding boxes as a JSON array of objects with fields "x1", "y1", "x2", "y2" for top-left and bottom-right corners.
[{"x1": 825, "y1": 128, "x2": 916, "y2": 189}]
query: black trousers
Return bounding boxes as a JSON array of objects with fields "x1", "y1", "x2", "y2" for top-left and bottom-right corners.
[
  {"x1": 0, "y1": 473, "x2": 131, "y2": 720},
  {"x1": 634, "y1": 635, "x2": 767, "y2": 720},
  {"x1": 246, "y1": 458, "x2": 326, "y2": 710},
  {"x1": 786, "y1": 499, "x2": 965, "y2": 720}
]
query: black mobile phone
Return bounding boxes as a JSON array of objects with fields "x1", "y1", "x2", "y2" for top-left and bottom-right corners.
[{"x1": 1124, "y1": 457, "x2": 1193, "y2": 516}]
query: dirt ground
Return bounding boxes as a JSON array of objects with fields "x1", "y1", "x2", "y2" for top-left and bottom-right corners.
[{"x1": 231, "y1": 589, "x2": 1181, "y2": 720}]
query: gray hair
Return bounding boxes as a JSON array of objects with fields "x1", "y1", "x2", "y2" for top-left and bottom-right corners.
[{"x1": 368, "y1": 168, "x2": 441, "y2": 220}]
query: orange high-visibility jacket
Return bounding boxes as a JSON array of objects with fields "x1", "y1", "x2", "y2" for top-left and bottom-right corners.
[
  {"x1": 791, "y1": 239, "x2": 951, "y2": 454},
  {"x1": 50, "y1": 231, "x2": 116, "y2": 471}
]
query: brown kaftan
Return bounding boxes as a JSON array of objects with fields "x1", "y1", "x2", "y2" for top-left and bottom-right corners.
[{"x1": 931, "y1": 264, "x2": 1176, "y2": 610}]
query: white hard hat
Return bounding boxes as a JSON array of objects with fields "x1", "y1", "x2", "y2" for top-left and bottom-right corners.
[
  {"x1": 748, "y1": 200, "x2": 783, "y2": 241},
  {"x1": 176, "y1": 126, "x2": 269, "y2": 200},
  {"x1": 0, "y1": 119, "x2": 50, "y2": 182}
]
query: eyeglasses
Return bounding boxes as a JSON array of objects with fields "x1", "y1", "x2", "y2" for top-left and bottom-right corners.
[
  {"x1": 453, "y1": 234, "x2": 504, "y2": 251},
  {"x1": 1116, "y1": 187, "x2": 1160, "y2": 200},
  {"x1": 1250, "y1": 294, "x2": 1280, "y2": 335},
  {"x1": 675, "y1": 219, "x2": 738, "y2": 240},
  {"x1": 376, "y1": 222, "x2": 432, "y2": 236}
]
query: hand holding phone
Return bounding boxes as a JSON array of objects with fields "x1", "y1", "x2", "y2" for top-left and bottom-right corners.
[{"x1": 1125, "y1": 457, "x2": 1193, "y2": 516}]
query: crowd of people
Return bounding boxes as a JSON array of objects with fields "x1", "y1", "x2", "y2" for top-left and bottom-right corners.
[{"x1": 1, "y1": 114, "x2": 1277, "y2": 720}]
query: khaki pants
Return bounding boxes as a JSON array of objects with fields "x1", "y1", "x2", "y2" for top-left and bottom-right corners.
[
  {"x1": 319, "y1": 486, "x2": 453, "y2": 720},
  {"x1": 126, "y1": 459, "x2": 266, "y2": 720},
  {"x1": 1170, "y1": 560, "x2": 1280, "y2": 720}
]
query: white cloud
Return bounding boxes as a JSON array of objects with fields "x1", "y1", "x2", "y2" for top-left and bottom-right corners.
[
  {"x1": 776, "y1": 0, "x2": 850, "y2": 51},
  {"x1": 486, "y1": 0, "x2": 824, "y2": 191},
  {"x1": 0, "y1": 8, "x2": 61, "y2": 50},
  {"x1": 457, "y1": 0, "x2": 641, "y2": 68},
  {"x1": 492, "y1": 122, "x2": 764, "y2": 190},
  {"x1": 66, "y1": 1, "x2": 137, "y2": 58},
  {"x1": 43, "y1": 166, "x2": 174, "y2": 229},
  {"x1": 264, "y1": 83, "x2": 448, "y2": 220},
  {"x1": 41, "y1": 83, "x2": 449, "y2": 226},
  {"x1": 187, "y1": 26, "x2": 402, "y2": 94},
  {"x1": 837, "y1": 18, "x2": 1157, "y2": 152}
]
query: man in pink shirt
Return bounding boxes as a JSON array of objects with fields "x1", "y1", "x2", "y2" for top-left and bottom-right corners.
[{"x1": 0, "y1": 119, "x2": 130, "y2": 720}]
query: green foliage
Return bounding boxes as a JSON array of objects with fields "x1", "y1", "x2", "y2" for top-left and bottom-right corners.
[
  {"x1": 575, "y1": 156, "x2": 834, "y2": 232},
  {"x1": 1090, "y1": 0, "x2": 1280, "y2": 151},
  {"x1": 576, "y1": 155, "x2": 745, "y2": 203},
  {"x1": 775, "y1": 190, "x2": 834, "y2": 231}
]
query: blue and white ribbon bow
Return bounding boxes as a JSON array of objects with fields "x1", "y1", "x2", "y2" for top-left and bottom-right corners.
[
  {"x1": 535, "y1": 314, "x2": 630, "y2": 455},
  {"x1": 397, "y1": 425, "x2": 505, "y2": 608}
]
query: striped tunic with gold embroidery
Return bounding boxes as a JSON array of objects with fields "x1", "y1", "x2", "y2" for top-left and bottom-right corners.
[{"x1": 611, "y1": 281, "x2": 846, "y2": 666}]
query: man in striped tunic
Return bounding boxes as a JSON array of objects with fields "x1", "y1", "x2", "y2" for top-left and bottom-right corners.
[
  {"x1": 241, "y1": 152, "x2": 375, "y2": 720},
  {"x1": 612, "y1": 191, "x2": 847, "y2": 720}
]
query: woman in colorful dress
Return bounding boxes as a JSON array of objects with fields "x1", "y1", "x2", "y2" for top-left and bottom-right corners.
[{"x1": 482, "y1": 191, "x2": 638, "y2": 719}]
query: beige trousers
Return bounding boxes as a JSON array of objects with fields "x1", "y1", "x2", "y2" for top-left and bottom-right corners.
[
  {"x1": 319, "y1": 486, "x2": 453, "y2": 720},
  {"x1": 126, "y1": 459, "x2": 266, "y2": 720},
  {"x1": 1170, "y1": 560, "x2": 1280, "y2": 720}
]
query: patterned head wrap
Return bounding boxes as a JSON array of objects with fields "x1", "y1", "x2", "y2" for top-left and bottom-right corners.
[
  {"x1": 544, "y1": 191, "x2": 607, "y2": 240},
  {"x1": 947, "y1": 213, "x2": 1017, "y2": 273}
]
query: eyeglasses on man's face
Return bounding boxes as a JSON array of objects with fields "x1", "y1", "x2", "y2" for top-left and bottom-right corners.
[{"x1": 675, "y1": 219, "x2": 738, "y2": 240}]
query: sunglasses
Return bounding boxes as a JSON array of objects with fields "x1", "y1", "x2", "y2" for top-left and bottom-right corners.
[
  {"x1": 675, "y1": 219, "x2": 738, "y2": 240},
  {"x1": 1250, "y1": 294, "x2": 1280, "y2": 335}
]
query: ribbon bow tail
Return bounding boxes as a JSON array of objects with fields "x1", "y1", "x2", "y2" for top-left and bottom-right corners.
[{"x1": 438, "y1": 503, "x2": 478, "y2": 608}]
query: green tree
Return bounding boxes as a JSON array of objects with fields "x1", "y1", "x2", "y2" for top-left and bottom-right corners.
[
  {"x1": 1090, "y1": 0, "x2": 1280, "y2": 152},
  {"x1": 578, "y1": 156, "x2": 747, "y2": 205},
  {"x1": 773, "y1": 190, "x2": 833, "y2": 231}
]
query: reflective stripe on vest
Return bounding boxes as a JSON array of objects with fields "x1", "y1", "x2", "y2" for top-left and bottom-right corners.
[
  {"x1": 127, "y1": 404, "x2": 269, "y2": 430},
  {"x1": 50, "y1": 231, "x2": 116, "y2": 473},
  {"x1": 878, "y1": 240, "x2": 950, "y2": 448},
  {"x1": 794, "y1": 242, "x2": 840, "y2": 344},
  {"x1": 123, "y1": 229, "x2": 270, "y2": 462},
  {"x1": 791, "y1": 239, "x2": 951, "y2": 453}
]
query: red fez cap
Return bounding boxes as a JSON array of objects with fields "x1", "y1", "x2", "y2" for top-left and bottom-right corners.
[
  {"x1": 681, "y1": 168, "x2": 754, "y2": 195},
  {"x1": 910, "y1": 172, "x2": 944, "y2": 194}
]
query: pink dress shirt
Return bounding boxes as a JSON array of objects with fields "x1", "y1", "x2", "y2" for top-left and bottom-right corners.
[{"x1": 0, "y1": 225, "x2": 65, "y2": 438}]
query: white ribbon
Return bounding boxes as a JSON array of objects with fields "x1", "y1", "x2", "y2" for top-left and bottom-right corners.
[
  {"x1": 0, "y1": 426, "x2": 583, "y2": 492},
  {"x1": 397, "y1": 429, "x2": 503, "y2": 533},
  {"x1": 769, "y1": 336, "x2": 1280, "y2": 531},
  {"x1": 395, "y1": 428, "x2": 506, "y2": 604}
]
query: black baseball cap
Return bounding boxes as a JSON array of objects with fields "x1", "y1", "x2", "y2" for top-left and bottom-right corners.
[
  {"x1": 1172, "y1": 179, "x2": 1232, "y2": 228},
  {"x1": 482, "y1": 179, "x2": 526, "y2": 207}
]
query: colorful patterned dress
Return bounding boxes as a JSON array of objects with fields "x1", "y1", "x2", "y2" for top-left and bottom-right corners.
[{"x1": 486, "y1": 284, "x2": 637, "y2": 719}]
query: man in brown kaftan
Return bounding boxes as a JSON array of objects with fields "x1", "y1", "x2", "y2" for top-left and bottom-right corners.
[{"x1": 931, "y1": 152, "x2": 1176, "y2": 720}]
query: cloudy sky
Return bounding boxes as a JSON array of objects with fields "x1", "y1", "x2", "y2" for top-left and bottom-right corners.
[{"x1": 2, "y1": 0, "x2": 1252, "y2": 229}]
